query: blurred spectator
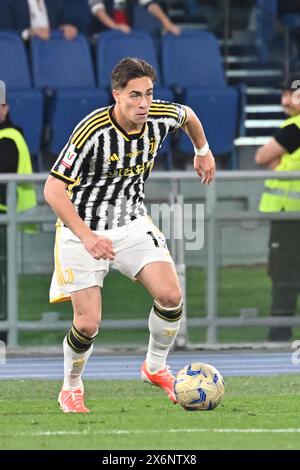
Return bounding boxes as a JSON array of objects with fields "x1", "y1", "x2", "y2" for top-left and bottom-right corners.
[
  {"x1": 251, "y1": 0, "x2": 300, "y2": 64},
  {"x1": 62, "y1": 0, "x2": 93, "y2": 36},
  {"x1": 255, "y1": 73, "x2": 300, "y2": 341},
  {"x1": 278, "y1": 0, "x2": 300, "y2": 68},
  {"x1": 89, "y1": 0, "x2": 181, "y2": 36},
  {"x1": 1, "y1": 0, "x2": 78, "y2": 40},
  {"x1": 0, "y1": 102, "x2": 37, "y2": 212},
  {"x1": 0, "y1": 100, "x2": 37, "y2": 343}
]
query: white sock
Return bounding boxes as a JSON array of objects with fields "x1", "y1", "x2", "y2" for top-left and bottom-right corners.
[
  {"x1": 62, "y1": 336, "x2": 93, "y2": 391},
  {"x1": 146, "y1": 302, "x2": 182, "y2": 373}
]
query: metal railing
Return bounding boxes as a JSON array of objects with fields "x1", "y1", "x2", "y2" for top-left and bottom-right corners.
[{"x1": 2, "y1": 171, "x2": 300, "y2": 347}]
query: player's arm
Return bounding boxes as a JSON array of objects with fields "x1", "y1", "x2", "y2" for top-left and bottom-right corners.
[
  {"x1": 181, "y1": 106, "x2": 216, "y2": 184},
  {"x1": 44, "y1": 176, "x2": 114, "y2": 260},
  {"x1": 255, "y1": 137, "x2": 286, "y2": 169}
]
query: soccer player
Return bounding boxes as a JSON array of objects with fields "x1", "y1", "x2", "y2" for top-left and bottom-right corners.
[{"x1": 44, "y1": 57, "x2": 215, "y2": 413}]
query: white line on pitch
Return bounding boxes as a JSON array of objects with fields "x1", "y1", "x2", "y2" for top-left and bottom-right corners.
[{"x1": 2, "y1": 428, "x2": 300, "y2": 438}]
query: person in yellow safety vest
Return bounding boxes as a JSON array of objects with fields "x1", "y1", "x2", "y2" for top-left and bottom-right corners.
[
  {"x1": 0, "y1": 102, "x2": 37, "y2": 344},
  {"x1": 0, "y1": 103, "x2": 37, "y2": 213},
  {"x1": 255, "y1": 72, "x2": 300, "y2": 341}
]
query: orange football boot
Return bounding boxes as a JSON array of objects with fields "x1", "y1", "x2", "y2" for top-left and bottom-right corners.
[
  {"x1": 58, "y1": 388, "x2": 90, "y2": 413},
  {"x1": 141, "y1": 361, "x2": 177, "y2": 403}
]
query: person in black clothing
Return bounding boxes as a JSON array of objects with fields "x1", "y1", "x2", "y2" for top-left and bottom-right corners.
[
  {"x1": 0, "y1": 103, "x2": 19, "y2": 343},
  {"x1": 0, "y1": 103, "x2": 37, "y2": 343},
  {"x1": 0, "y1": 104, "x2": 19, "y2": 205},
  {"x1": 255, "y1": 73, "x2": 300, "y2": 341}
]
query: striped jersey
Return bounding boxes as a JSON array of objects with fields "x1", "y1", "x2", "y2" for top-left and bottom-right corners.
[{"x1": 50, "y1": 100, "x2": 187, "y2": 230}]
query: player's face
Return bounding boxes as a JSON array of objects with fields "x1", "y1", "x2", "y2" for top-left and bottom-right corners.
[
  {"x1": 113, "y1": 76, "x2": 153, "y2": 129},
  {"x1": 282, "y1": 89, "x2": 300, "y2": 116}
]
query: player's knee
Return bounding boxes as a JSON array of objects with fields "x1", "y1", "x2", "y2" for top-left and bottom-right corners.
[
  {"x1": 156, "y1": 289, "x2": 182, "y2": 309},
  {"x1": 77, "y1": 322, "x2": 99, "y2": 338},
  {"x1": 73, "y1": 307, "x2": 100, "y2": 337}
]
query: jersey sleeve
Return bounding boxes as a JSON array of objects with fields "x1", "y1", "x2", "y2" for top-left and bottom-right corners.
[
  {"x1": 149, "y1": 100, "x2": 187, "y2": 133},
  {"x1": 274, "y1": 123, "x2": 300, "y2": 154},
  {"x1": 169, "y1": 102, "x2": 188, "y2": 132},
  {"x1": 50, "y1": 139, "x2": 90, "y2": 184}
]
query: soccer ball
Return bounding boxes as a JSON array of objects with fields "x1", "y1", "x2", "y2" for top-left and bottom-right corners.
[{"x1": 174, "y1": 362, "x2": 225, "y2": 411}]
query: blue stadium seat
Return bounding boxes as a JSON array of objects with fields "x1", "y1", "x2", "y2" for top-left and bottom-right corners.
[
  {"x1": 96, "y1": 30, "x2": 165, "y2": 88},
  {"x1": 162, "y1": 30, "x2": 226, "y2": 89},
  {"x1": 0, "y1": 32, "x2": 31, "y2": 89},
  {"x1": 179, "y1": 88, "x2": 238, "y2": 157},
  {"x1": 31, "y1": 31, "x2": 95, "y2": 90},
  {"x1": 62, "y1": 0, "x2": 93, "y2": 35},
  {"x1": 7, "y1": 90, "x2": 44, "y2": 170},
  {"x1": 50, "y1": 89, "x2": 110, "y2": 154},
  {"x1": 162, "y1": 30, "x2": 240, "y2": 166},
  {"x1": 31, "y1": 31, "x2": 107, "y2": 158},
  {"x1": 96, "y1": 30, "x2": 174, "y2": 169}
]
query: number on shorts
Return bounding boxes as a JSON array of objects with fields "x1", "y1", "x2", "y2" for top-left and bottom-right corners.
[{"x1": 147, "y1": 231, "x2": 159, "y2": 247}]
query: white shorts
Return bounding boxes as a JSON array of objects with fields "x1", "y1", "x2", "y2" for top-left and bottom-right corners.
[{"x1": 49, "y1": 216, "x2": 174, "y2": 303}]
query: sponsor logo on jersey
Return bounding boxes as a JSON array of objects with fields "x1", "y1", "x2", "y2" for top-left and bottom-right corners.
[
  {"x1": 106, "y1": 153, "x2": 120, "y2": 162},
  {"x1": 106, "y1": 160, "x2": 154, "y2": 178},
  {"x1": 61, "y1": 144, "x2": 78, "y2": 169}
]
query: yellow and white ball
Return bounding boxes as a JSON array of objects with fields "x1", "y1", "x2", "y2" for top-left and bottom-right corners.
[{"x1": 175, "y1": 363, "x2": 225, "y2": 411}]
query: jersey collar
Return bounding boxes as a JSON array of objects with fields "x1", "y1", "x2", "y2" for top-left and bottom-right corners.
[{"x1": 109, "y1": 106, "x2": 146, "y2": 141}]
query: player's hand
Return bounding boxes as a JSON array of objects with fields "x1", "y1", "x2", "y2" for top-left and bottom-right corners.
[
  {"x1": 82, "y1": 233, "x2": 115, "y2": 260},
  {"x1": 194, "y1": 150, "x2": 216, "y2": 185}
]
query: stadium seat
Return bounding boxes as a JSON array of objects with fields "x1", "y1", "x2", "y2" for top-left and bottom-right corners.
[
  {"x1": 133, "y1": 4, "x2": 161, "y2": 49},
  {"x1": 7, "y1": 90, "x2": 44, "y2": 170},
  {"x1": 50, "y1": 89, "x2": 110, "y2": 154},
  {"x1": 62, "y1": 0, "x2": 93, "y2": 35},
  {"x1": 0, "y1": 32, "x2": 31, "y2": 89},
  {"x1": 178, "y1": 88, "x2": 238, "y2": 158},
  {"x1": 96, "y1": 30, "x2": 166, "y2": 89},
  {"x1": 162, "y1": 30, "x2": 240, "y2": 167},
  {"x1": 96, "y1": 30, "x2": 174, "y2": 168},
  {"x1": 162, "y1": 30, "x2": 226, "y2": 89},
  {"x1": 31, "y1": 31, "x2": 106, "y2": 157},
  {"x1": 31, "y1": 31, "x2": 96, "y2": 90}
]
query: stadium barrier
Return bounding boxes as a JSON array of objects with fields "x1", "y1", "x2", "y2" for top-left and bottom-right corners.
[{"x1": 1, "y1": 171, "x2": 300, "y2": 348}]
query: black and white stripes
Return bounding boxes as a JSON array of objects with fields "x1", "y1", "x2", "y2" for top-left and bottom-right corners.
[{"x1": 50, "y1": 101, "x2": 187, "y2": 230}]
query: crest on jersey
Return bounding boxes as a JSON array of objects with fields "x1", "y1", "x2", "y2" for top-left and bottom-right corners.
[{"x1": 61, "y1": 144, "x2": 78, "y2": 169}]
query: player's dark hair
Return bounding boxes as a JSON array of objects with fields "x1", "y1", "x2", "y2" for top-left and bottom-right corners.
[{"x1": 111, "y1": 57, "x2": 157, "y2": 90}]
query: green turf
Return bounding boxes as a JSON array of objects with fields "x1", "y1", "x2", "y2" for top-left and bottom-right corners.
[
  {"x1": 17, "y1": 266, "x2": 300, "y2": 345},
  {"x1": 0, "y1": 375, "x2": 300, "y2": 450}
]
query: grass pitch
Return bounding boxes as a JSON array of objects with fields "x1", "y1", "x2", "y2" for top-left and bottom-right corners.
[{"x1": 1, "y1": 375, "x2": 300, "y2": 450}]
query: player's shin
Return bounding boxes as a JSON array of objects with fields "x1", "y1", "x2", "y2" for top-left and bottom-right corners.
[
  {"x1": 63, "y1": 324, "x2": 97, "y2": 390},
  {"x1": 146, "y1": 300, "x2": 183, "y2": 373}
]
